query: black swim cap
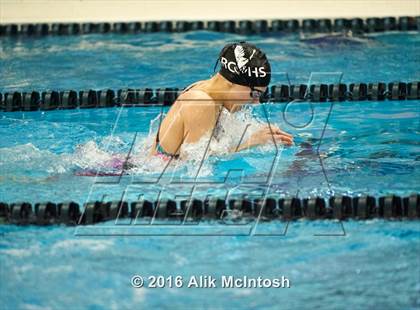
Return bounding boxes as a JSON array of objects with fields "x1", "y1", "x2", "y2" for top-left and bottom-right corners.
[{"x1": 216, "y1": 41, "x2": 271, "y2": 87}]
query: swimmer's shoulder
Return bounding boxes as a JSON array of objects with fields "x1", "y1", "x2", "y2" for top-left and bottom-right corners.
[
  {"x1": 183, "y1": 80, "x2": 206, "y2": 92},
  {"x1": 176, "y1": 80, "x2": 213, "y2": 103},
  {"x1": 178, "y1": 88, "x2": 214, "y2": 103}
]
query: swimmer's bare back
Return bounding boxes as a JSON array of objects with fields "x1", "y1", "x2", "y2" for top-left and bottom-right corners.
[{"x1": 150, "y1": 80, "x2": 220, "y2": 157}]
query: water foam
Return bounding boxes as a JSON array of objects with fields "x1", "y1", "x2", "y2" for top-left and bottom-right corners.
[{"x1": 0, "y1": 107, "x2": 287, "y2": 178}]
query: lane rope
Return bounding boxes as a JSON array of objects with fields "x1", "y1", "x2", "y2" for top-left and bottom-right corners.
[
  {"x1": 1, "y1": 16, "x2": 419, "y2": 37},
  {"x1": 1, "y1": 81, "x2": 418, "y2": 112},
  {"x1": 1, "y1": 194, "x2": 419, "y2": 225}
]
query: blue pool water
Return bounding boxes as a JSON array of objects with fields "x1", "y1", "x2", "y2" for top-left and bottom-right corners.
[
  {"x1": 0, "y1": 101, "x2": 419, "y2": 203},
  {"x1": 1, "y1": 31, "x2": 419, "y2": 90},
  {"x1": 1, "y1": 31, "x2": 419, "y2": 309}
]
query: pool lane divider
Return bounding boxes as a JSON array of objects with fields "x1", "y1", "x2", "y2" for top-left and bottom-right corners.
[
  {"x1": 0, "y1": 81, "x2": 419, "y2": 112},
  {"x1": 0, "y1": 16, "x2": 419, "y2": 36},
  {"x1": 0, "y1": 194, "x2": 418, "y2": 226}
]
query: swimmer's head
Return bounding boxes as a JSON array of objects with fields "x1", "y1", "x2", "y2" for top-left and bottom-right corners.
[{"x1": 216, "y1": 41, "x2": 271, "y2": 88}]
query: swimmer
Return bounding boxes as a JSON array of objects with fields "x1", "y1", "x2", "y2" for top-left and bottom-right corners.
[{"x1": 150, "y1": 41, "x2": 294, "y2": 159}]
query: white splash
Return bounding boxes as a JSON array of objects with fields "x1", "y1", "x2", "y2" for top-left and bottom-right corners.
[
  {"x1": 0, "y1": 107, "x2": 275, "y2": 178},
  {"x1": 51, "y1": 239, "x2": 114, "y2": 252}
]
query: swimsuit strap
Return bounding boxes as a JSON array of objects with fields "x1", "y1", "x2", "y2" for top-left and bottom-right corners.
[
  {"x1": 156, "y1": 111, "x2": 163, "y2": 144},
  {"x1": 155, "y1": 111, "x2": 179, "y2": 158}
]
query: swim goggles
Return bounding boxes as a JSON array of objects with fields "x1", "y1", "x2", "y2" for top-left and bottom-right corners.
[{"x1": 249, "y1": 87, "x2": 265, "y2": 100}]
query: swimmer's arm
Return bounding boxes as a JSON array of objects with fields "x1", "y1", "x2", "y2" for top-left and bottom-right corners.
[
  {"x1": 149, "y1": 107, "x2": 185, "y2": 157},
  {"x1": 181, "y1": 99, "x2": 218, "y2": 144},
  {"x1": 229, "y1": 125, "x2": 294, "y2": 153},
  {"x1": 149, "y1": 92, "x2": 215, "y2": 157},
  {"x1": 229, "y1": 141, "x2": 253, "y2": 153}
]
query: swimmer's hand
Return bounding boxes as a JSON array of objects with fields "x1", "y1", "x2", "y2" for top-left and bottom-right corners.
[{"x1": 232, "y1": 125, "x2": 293, "y2": 152}]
